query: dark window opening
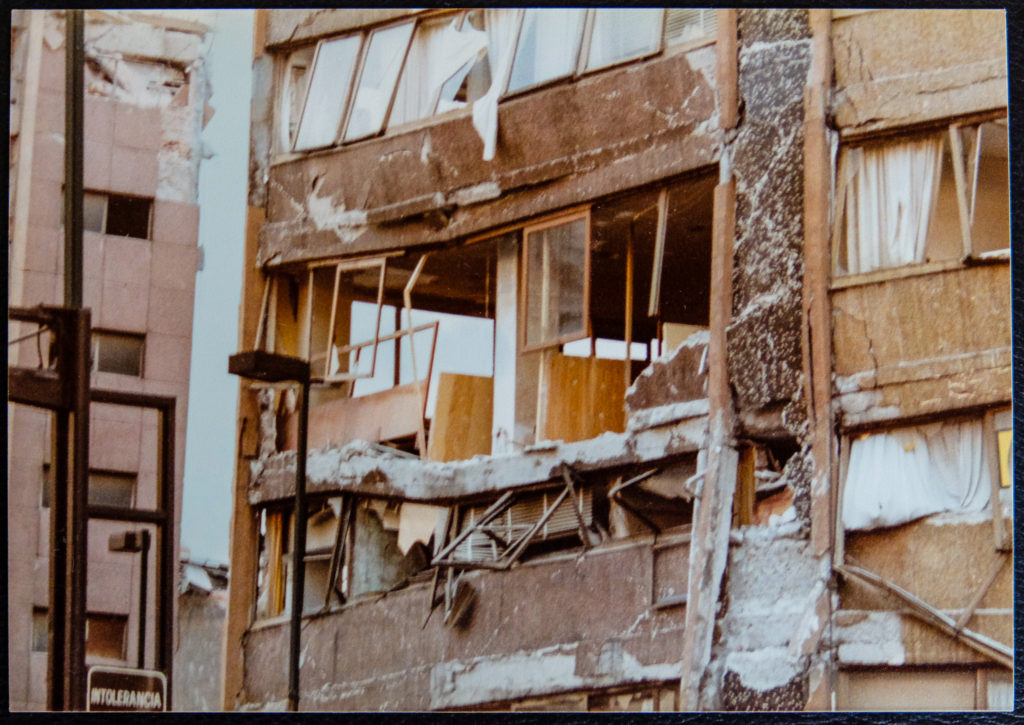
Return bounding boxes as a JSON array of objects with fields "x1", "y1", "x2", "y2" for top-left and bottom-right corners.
[{"x1": 83, "y1": 191, "x2": 152, "y2": 239}]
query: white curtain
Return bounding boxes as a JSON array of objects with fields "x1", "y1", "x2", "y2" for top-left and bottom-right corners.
[
  {"x1": 390, "y1": 17, "x2": 487, "y2": 127},
  {"x1": 840, "y1": 136, "x2": 943, "y2": 274},
  {"x1": 841, "y1": 419, "x2": 991, "y2": 531},
  {"x1": 471, "y1": 8, "x2": 521, "y2": 161}
]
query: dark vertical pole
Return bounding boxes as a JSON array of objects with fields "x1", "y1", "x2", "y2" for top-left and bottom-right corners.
[
  {"x1": 158, "y1": 401, "x2": 175, "y2": 709},
  {"x1": 137, "y1": 531, "x2": 150, "y2": 669},
  {"x1": 47, "y1": 410, "x2": 69, "y2": 711},
  {"x1": 287, "y1": 379, "x2": 310, "y2": 711},
  {"x1": 64, "y1": 9, "x2": 88, "y2": 710},
  {"x1": 64, "y1": 9, "x2": 83, "y2": 308},
  {"x1": 68, "y1": 308, "x2": 91, "y2": 710}
]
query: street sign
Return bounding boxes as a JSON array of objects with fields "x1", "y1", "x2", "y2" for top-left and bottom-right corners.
[{"x1": 86, "y1": 666, "x2": 167, "y2": 712}]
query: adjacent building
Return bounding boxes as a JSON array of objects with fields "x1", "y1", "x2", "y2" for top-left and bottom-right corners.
[
  {"x1": 223, "y1": 8, "x2": 1012, "y2": 711},
  {"x1": 8, "y1": 10, "x2": 209, "y2": 710}
]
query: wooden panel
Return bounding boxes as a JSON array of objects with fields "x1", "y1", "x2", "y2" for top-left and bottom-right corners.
[
  {"x1": 540, "y1": 353, "x2": 625, "y2": 444},
  {"x1": 427, "y1": 373, "x2": 493, "y2": 463},
  {"x1": 837, "y1": 668, "x2": 978, "y2": 710},
  {"x1": 285, "y1": 382, "x2": 423, "y2": 451}
]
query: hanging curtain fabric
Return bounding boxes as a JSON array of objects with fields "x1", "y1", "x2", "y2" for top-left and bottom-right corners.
[
  {"x1": 390, "y1": 16, "x2": 487, "y2": 128},
  {"x1": 471, "y1": 9, "x2": 521, "y2": 161},
  {"x1": 841, "y1": 418, "x2": 991, "y2": 531},
  {"x1": 840, "y1": 134, "x2": 943, "y2": 274}
]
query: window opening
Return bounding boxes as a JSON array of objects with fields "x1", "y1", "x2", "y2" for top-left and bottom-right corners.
[
  {"x1": 92, "y1": 330, "x2": 145, "y2": 377},
  {"x1": 293, "y1": 34, "x2": 361, "y2": 151},
  {"x1": 522, "y1": 212, "x2": 590, "y2": 352},
  {"x1": 85, "y1": 612, "x2": 128, "y2": 661},
  {"x1": 83, "y1": 191, "x2": 152, "y2": 239},
  {"x1": 507, "y1": 8, "x2": 587, "y2": 94},
  {"x1": 344, "y1": 21, "x2": 415, "y2": 141},
  {"x1": 834, "y1": 119, "x2": 1009, "y2": 276},
  {"x1": 584, "y1": 8, "x2": 664, "y2": 72},
  {"x1": 31, "y1": 607, "x2": 48, "y2": 652},
  {"x1": 88, "y1": 470, "x2": 137, "y2": 509},
  {"x1": 280, "y1": 46, "x2": 314, "y2": 149},
  {"x1": 663, "y1": 8, "x2": 717, "y2": 47}
]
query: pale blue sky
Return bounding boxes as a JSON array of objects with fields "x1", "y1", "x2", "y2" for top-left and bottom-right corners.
[{"x1": 180, "y1": 10, "x2": 253, "y2": 565}]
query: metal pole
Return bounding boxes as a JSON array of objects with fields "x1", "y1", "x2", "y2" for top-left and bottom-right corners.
[
  {"x1": 158, "y1": 399, "x2": 175, "y2": 709},
  {"x1": 287, "y1": 379, "x2": 310, "y2": 711},
  {"x1": 47, "y1": 410, "x2": 69, "y2": 711},
  {"x1": 64, "y1": 9, "x2": 83, "y2": 308},
  {"x1": 137, "y1": 531, "x2": 150, "y2": 669},
  {"x1": 64, "y1": 9, "x2": 88, "y2": 710}
]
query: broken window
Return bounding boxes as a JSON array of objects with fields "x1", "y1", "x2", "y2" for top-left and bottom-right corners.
[
  {"x1": 280, "y1": 9, "x2": 717, "y2": 155},
  {"x1": 83, "y1": 191, "x2": 152, "y2": 239},
  {"x1": 840, "y1": 416, "x2": 997, "y2": 531},
  {"x1": 834, "y1": 119, "x2": 1010, "y2": 276},
  {"x1": 85, "y1": 612, "x2": 128, "y2": 662},
  {"x1": 92, "y1": 330, "x2": 145, "y2": 377}
]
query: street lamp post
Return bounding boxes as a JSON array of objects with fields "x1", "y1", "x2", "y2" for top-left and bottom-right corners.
[
  {"x1": 228, "y1": 350, "x2": 310, "y2": 712},
  {"x1": 108, "y1": 530, "x2": 151, "y2": 668}
]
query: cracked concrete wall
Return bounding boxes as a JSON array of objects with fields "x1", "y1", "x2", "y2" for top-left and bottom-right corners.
[
  {"x1": 240, "y1": 533, "x2": 691, "y2": 710},
  {"x1": 726, "y1": 10, "x2": 810, "y2": 428},
  {"x1": 831, "y1": 9, "x2": 1008, "y2": 135}
]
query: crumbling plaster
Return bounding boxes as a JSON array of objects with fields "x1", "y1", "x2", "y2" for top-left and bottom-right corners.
[
  {"x1": 248, "y1": 411, "x2": 708, "y2": 506},
  {"x1": 240, "y1": 530, "x2": 691, "y2": 711}
]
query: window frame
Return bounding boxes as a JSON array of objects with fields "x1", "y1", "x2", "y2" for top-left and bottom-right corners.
[
  {"x1": 519, "y1": 209, "x2": 592, "y2": 354},
  {"x1": 91, "y1": 329, "x2": 146, "y2": 377},
  {"x1": 279, "y1": 9, "x2": 718, "y2": 153},
  {"x1": 82, "y1": 190, "x2": 153, "y2": 240},
  {"x1": 305, "y1": 256, "x2": 389, "y2": 384},
  {"x1": 831, "y1": 112, "x2": 1010, "y2": 287}
]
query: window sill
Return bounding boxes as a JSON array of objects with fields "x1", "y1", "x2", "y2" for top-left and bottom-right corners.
[{"x1": 830, "y1": 254, "x2": 1008, "y2": 291}]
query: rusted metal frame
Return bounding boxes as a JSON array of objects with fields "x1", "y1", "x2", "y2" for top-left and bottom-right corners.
[
  {"x1": 431, "y1": 490, "x2": 517, "y2": 564},
  {"x1": 558, "y1": 464, "x2": 593, "y2": 550},
  {"x1": 608, "y1": 468, "x2": 662, "y2": 534},
  {"x1": 323, "y1": 494, "x2": 351, "y2": 609},
  {"x1": 982, "y1": 409, "x2": 1009, "y2": 550},
  {"x1": 836, "y1": 564, "x2": 1012, "y2": 669},
  {"x1": 954, "y1": 553, "x2": 1008, "y2": 633}
]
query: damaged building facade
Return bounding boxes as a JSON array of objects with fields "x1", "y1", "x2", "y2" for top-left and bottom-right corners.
[
  {"x1": 224, "y1": 8, "x2": 1012, "y2": 711},
  {"x1": 8, "y1": 10, "x2": 209, "y2": 710}
]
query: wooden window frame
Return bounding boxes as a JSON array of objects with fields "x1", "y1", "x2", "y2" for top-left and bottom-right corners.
[{"x1": 519, "y1": 209, "x2": 592, "y2": 354}]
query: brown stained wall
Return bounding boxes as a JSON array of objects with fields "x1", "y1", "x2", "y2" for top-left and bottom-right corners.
[
  {"x1": 831, "y1": 10, "x2": 1008, "y2": 135},
  {"x1": 258, "y1": 47, "x2": 719, "y2": 265},
  {"x1": 241, "y1": 535, "x2": 689, "y2": 710},
  {"x1": 837, "y1": 516, "x2": 1012, "y2": 666},
  {"x1": 832, "y1": 264, "x2": 1011, "y2": 425}
]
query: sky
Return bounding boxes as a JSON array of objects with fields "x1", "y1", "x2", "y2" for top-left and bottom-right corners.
[{"x1": 179, "y1": 10, "x2": 254, "y2": 565}]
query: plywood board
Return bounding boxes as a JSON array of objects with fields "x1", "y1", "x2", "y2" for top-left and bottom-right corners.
[
  {"x1": 539, "y1": 353, "x2": 625, "y2": 444},
  {"x1": 427, "y1": 373, "x2": 493, "y2": 462},
  {"x1": 836, "y1": 667, "x2": 977, "y2": 710},
  {"x1": 285, "y1": 382, "x2": 423, "y2": 450}
]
